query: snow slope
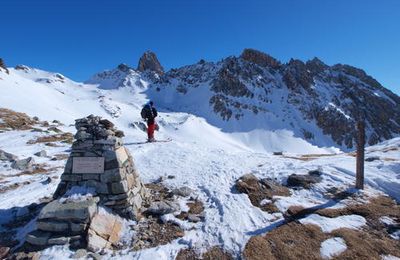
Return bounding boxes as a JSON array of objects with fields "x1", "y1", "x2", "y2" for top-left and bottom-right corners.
[
  {"x1": 0, "y1": 66, "x2": 399, "y2": 259},
  {"x1": 0, "y1": 65, "x2": 338, "y2": 154}
]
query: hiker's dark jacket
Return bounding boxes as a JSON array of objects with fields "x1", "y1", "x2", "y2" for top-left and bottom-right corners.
[{"x1": 141, "y1": 104, "x2": 158, "y2": 124}]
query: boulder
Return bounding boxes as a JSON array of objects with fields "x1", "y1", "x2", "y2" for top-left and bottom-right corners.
[
  {"x1": 171, "y1": 187, "x2": 193, "y2": 197},
  {"x1": 365, "y1": 156, "x2": 380, "y2": 162},
  {"x1": 88, "y1": 209, "x2": 122, "y2": 243},
  {"x1": 286, "y1": 173, "x2": 322, "y2": 189},
  {"x1": 38, "y1": 198, "x2": 97, "y2": 221},
  {"x1": 34, "y1": 150, "x2": 47, "y2": 157},
  {"x1": 0, "y1": 149, "x2": 18, "y2": 161},
  {"x1": 0, "y1": 246, "x2": 10, "y2": 259},
  {"x1": 147, "y1": 201, "x2": 180, "y2": 215},
  {"x1": 11, "y1": 157, "x2": 35, "y2": 171}
]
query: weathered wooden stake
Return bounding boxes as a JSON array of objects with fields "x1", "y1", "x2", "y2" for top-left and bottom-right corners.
[{"x1": 356, "y1": 121, "x2": 365, "y2": 189}]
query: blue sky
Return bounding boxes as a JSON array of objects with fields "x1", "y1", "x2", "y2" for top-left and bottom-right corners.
[{"x1": 1, "y1": 0, "x2": 399, "y2": 94}]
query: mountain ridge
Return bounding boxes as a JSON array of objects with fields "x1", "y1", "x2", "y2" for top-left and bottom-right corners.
[{"x1": 1, "y1": 49, "x2": 399, "y2": 151}]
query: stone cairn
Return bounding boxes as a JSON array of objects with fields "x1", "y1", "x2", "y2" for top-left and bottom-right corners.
[{"x1": 26, "y1": 115, "x2": 149, "y2": 251}]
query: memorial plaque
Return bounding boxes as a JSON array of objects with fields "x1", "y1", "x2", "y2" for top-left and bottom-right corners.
[
  {"x1": 72, "y1": 157, "x2": 105, "y2": 174},
  {"x1": 116, "y1": 147, "x2": 128, "y2": 164}
]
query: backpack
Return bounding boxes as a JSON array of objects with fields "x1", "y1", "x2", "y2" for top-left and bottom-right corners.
[
  {"x1": 141, "y1": 106, "x2": 147, "y2": 119},
  {"x1": 141, "y1": 104, "x2": 154, "y2": 119}
]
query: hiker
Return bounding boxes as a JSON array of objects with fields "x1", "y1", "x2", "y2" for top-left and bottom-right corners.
[{"x1": 141, "y1": 101, "x2": 158, "y2": 142}]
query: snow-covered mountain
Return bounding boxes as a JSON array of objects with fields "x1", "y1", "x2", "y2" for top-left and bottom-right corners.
[
  {"x1": 146, "y1": 49, "x2": 400, "y2": 151},
  {"x1": 84, "y1": 49, "x2": 400, "y2": 151},
  {"x1": 1, "y1": 49, "x2": 399, "y2": 152},
  {"x1": 0, "y1": 54, "x2": 399, "y2": 259}
]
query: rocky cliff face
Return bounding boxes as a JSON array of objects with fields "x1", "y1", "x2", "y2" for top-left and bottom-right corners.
[
  {"x1": 148, "y1": 49, "x2": 400, "y2": 150},
  {"x1": 137, "y1": 51, "x2": 164, "y2": 75}
]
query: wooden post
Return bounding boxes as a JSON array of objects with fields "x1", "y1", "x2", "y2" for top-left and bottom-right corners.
[{"x1": 356, "y1": 121, "x2": 365, "y2": 189}]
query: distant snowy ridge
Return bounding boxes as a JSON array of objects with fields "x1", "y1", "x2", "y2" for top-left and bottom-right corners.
[{"x1": 1, "y1": 48, "x2": 399, "y2": 153}]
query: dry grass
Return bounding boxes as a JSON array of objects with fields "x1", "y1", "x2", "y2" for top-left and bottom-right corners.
[
  {"x1": 0, "y1": 180, "x2": 31, "y2": 194},
  {"x1": 235, "y1": 174, "x2": 290, "y2": 213},
  {"x1": 243, "y1": 222, "x2": 327, "y2": 260},
  {"x1": 27, "y1": 132, "x2": 73, "y2": 145},
  {"x1": 244, "y1": 196, "x2": 400, "y2": 260},
  {"x1": 131, "y1": 216, "x2": 184, "y2": 251},
  {"x1": 331, "y1": 228, "x2": 400, "y2": 259},
  {"x1": 188, "y1": 200, "x2": 204, "y2": 215},
  {"x1": 202, "y1": 246, "x2": 234, "y2": 260},
  {"x1": 176, "y1": 248, "x2": 199, "y2": 260},
  {"x1": 0, "y1": 108, "x2": 36, "y2": 130},
  {"x1": 382, "y1": 157, "x2": 398, "y2": 161},
  {"x1": 301, "y1": 153, "x2": 338, "y2": 158},
  {"x1": 281, "y1": 153, "x2": 337, "y2": 161},
  {"x1": 316, "y1": 196, "x2": 400, "y2": 231},
  {"x1": 176, "y1": 247, "x2": 233, "y2": 260},
  {"x1": 282, "y1": 155, "x2": 313, "y2": 161}
]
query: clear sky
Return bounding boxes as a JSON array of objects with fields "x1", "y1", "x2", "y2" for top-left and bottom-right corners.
[{"x1": 1, "y1": 0, "x2": 399, "y2": 94}]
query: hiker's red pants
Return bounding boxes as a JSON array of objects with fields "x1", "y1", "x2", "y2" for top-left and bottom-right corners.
[{"x1": 147, "y1": 123, "x2": 156, "y2": 139}]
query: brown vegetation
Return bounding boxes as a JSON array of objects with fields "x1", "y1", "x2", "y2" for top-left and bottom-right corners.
[
  {"x1": 316, "y1": 196, "x2": 400, "y2": 231},
  {"x1": 243, "y1": 196, "x2": 400, "y2": 260},
  {"x1": 187, "y1": 200, "x2": 204, "y2": 215},
  {"x1": 176, "y1": 246, "x2": 234, "y2": 260},
  {"x1": 330, "y1": 228, "x2": 400, "y2": 259},
  {"x1": 235, "y1": 174, "x2": 290, "y2": 213},
  {"x1": 243, "y1": 222, "x2": 327, "y2": 260},
  {"x1": 27, "y1": 132, "x2": 73, "y2": 145},
  {"x1": 0, "y1": 108, "x2": 36, "y2": 130}
]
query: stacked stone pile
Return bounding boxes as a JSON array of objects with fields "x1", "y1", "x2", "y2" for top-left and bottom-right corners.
[
  {"x1": 26, "y1": 193, "x2": 124, "y2": 251},
  {"x1": 26, "y1": 115, "x2": 149, "y2": 251},
  {"x1": 54, "y1": 115, "x2": 148, "y2": 219}
]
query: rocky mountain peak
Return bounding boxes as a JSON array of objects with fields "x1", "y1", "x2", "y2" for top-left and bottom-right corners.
[
  {"x1": 0, "y1": 58, "x2": 9, "y2": 74},
  {"x1": 137, "y1": 51, "x2": 164, "y2": 75},
  {"x1": 240, "y1": 48, "x2": 281, "y2": 69},
  {"x1": 306, "y1": 57, "x2": 328, "y2": 75},
  {"x1": 117, "y1": 63, "x2": 131, "y2": 72}
]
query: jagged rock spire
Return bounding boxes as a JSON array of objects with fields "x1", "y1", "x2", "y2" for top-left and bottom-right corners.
[
  {"x1": 240, "y1": 48, "x2": 281, "y2": 69},
  {"x1": 137, "y1": 51, "x2": 164, "y2": 75}
]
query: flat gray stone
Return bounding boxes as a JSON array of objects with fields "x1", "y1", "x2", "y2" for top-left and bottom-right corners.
[
  {"x1": 100, "y1": 168, "x2": 125, "y2": 183},
  {"x1": 147, "y1": 201, "x2": 179, "y2": 215},
  {"x1": 37, "y1": 221, "x2": 69, "y2": 232},
  {"x1": 34, "y1": 150, "x2": 47, "y2": 157},
  {"x1": 188, "y1": 214, "x2": 201, "y2": 223},
  {"x1": 111, "y1": 180, "x2": 128, "y2": 194},
  {"x1": 82, "y1": 174, "x2": 101, "y2": 181},
  {"x1": 84, "y1": 180, "x2": 109, "y2": 194},
  {"x1": 171, "y1": 187, "x2": 193, "y2": 197},
  {"x1": 61, "y1": 174, "x2": 82, "y2": 182},
  {"x1": 70, "y1": 222, "x2": 87, "y2": 233},
  {"x1": 0, "y1": 149, "x2": 18, "y2": 161},
  {"x1": 73, "y1": 249, "x2": 88, "y2": 259},
  {"x1": 47, "y1": 236, "x2": 70, "y2": 245},
  {"x1": 26, "y1": 230, "x2": 51, "y2": 246},
  {"x1": 11, "y1": 157, "x2": 35, "y2": 171},
  {"x1": 38, "y1": 198, "x2": 97, "y2": 221}
]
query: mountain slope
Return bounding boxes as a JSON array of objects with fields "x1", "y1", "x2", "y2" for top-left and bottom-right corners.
[{"x1": 146, "y1": 49, "x2": 400, "y2": 151}]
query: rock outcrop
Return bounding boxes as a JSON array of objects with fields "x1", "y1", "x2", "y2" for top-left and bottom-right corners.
[
  {"x1": 137, "y1": 51, "x2": 164, "y2": 75},
  {"x1": 0, "y1": 58, "x2": 9, "y2": 74},
  {"x1": 151, "y1": 48, "x2": 400, "y2": 150},
  {"x1": 240, "y1": 48, "x2": 281, "y2": 69}
]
